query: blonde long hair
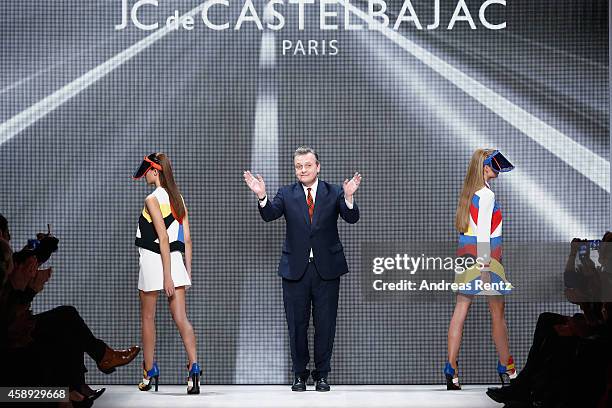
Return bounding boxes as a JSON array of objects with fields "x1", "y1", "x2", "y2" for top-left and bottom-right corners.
[
  {"x1": 455, "y1": 149, "x2": 495, "y2": 232},
  {"x1": 156, "y1": 153, "x2": 186, "y2": 221}
]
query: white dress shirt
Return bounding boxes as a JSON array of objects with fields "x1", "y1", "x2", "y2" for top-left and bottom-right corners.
[{"x1": 258, "y1": 178, "x2": 355, "y2": 258}]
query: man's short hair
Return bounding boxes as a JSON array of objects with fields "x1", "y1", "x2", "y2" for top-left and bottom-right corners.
[{"x1": 293, "y1": 146, "x2": 319, "y2": 164}]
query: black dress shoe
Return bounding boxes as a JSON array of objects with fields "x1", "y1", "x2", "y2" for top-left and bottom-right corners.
[
  {"x1": 78, "y1": 384, "x2": 106, "y2": 402},
  {"x1": 88, "y1": 388, "x2": 106, "y2": 402},
  {"x1": 486, "y1": 385, "x2": 528, "y2": 404},
  {"x1": 315, "y1": 378, "x2": 330, "y2": 392},
  {"x1": 70, "y1": 388, "x2": 106, "y2": 408},
  {"x1": 291, "y1": 376, "x2": 306, "y2": 392}
]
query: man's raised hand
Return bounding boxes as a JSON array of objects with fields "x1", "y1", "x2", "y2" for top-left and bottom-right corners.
[
  {"x1": 343, "y1": 172, "x2": 362, "y2": 199},
  {"x1": 244, "y1": 170, "x2": 267, "y2": 199}
]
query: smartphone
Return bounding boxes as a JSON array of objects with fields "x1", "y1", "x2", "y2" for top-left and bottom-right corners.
[
  {"x1": 590, "y1": 240, "x2": 601, "y2": 268},
  {"x1": 37, "y1": 224, "x2": 53, "y2": 270}
]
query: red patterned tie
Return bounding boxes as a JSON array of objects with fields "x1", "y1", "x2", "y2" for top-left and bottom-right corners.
[{"x1": 306, "y1": 188, "x2": 314, "y2": 221}]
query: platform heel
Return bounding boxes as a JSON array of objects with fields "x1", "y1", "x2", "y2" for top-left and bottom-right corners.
[
  {"x1": 497, "y1": 356, "x2": 517, "y2": 387},
  {"x1": 444, "y1": 361, "x2": 461, "y2": 390},
  {"x1": 138, "y1": 362, "x2": 160, "y2": 392},
  {"x1": 187, "y1": 362, "x2": 201, "y2": 395}
]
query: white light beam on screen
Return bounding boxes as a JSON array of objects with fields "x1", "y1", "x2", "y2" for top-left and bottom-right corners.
[
  {"x1": 0, "y1": 64, "x2": 58, "y2": 96},
  {"x1": 341, "y1": 1, "x2": 610, "y2": 193},
  {"x1": 365, "y1": 37, "x2": 597, "y2": 239},
  {"x1": 237, "y1": 5, "x2": 284, "y2": 382},
  {"x1": 0, "y1": 1, "x2": 214, "y2": 145},
  {"x1": 250, "y1": 31, "x2": 279, "y2": 192}
]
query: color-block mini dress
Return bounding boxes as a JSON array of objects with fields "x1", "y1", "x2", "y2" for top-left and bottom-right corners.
[
  {"x1": 136, "y1": 186, "x2": 191, "y2": 292},
  {"x1": 455, "y1": 184, "x2": 512, "y2": 295}
]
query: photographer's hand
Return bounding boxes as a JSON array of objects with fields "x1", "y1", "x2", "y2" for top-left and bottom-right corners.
[
  {"x1": 28, "y1": 267, "x2": 52, "y2": 293},
  {"x1": 36, "y1": 235, "x2": 59, "y2": 265},
  {"x1": 565, "y1": 287, "x2": 585, "y2": 304},
  {"x1": 10, "y1": 256, "x2": 38, "y2": 291},
  {"x1": 577, "y1": 256, "x2": 597, "y2": 277},
  {"x1": 569, "y1": 238, "x2": 585, "y2": 257}
]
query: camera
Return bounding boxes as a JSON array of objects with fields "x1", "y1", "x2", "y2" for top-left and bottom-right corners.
[{"x1": 13, "y1": 224, "x2": 59, "y2": 265}]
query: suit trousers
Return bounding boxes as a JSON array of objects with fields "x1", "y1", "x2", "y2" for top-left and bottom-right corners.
[
  {"x1": 0, "y1": 305, "x2": 108, "y2": 390},
  {"x1": 282, "y1": 261, "x2": 340, "y2": 381},
  {"x1": 33, "y1": 305, "x2": 108, "y2": 389}
]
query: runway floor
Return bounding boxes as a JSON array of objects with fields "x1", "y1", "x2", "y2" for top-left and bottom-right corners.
[{"x1": 94, "y1": 385, "x2": 502, "y2": 408}]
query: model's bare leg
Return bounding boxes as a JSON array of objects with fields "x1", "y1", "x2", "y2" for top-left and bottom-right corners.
[
  {"x1": 488, "y1": 296, "x2": 512, "y2": 366},
  {"x1": 139, "y1": 290, "x2": 158, "y2": 371},
  {"x1": 447, "y1": 294, "x2": 473, "y2": 372},
  {"x1": 168, "y1": 287, "x2": 198, "y2": 367}
]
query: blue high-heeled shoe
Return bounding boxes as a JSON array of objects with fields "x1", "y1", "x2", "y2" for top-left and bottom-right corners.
[
  {"x1": 444, "y1": 361, "x2": 461, "y2": 390},
  {"x1": 187, "y1": 362, "x2": 201, "y2": 395},
  {"x1": 138, "y1": 362, "x2": 160, "y2": 392},
  {"x1": 497, "y1": 356, "x2": 517, "y2": 387}
]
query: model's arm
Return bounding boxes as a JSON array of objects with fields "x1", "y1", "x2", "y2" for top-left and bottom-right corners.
[
  {"x1": 182, "y1": 208, "x2": 192, "y2": 281},
  {"x1": 146, "y1": 196, "x2": 174, "y2": 297},
  {"x1": 475, "y1": 189, "x2": 494, "y2": 269}
]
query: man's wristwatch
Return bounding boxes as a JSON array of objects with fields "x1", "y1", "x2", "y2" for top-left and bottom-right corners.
[{"x1": 258, "y1": 195, "x2": 267, "y2": 202}]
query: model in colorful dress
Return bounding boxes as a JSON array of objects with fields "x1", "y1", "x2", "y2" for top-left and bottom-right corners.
[
  {"x1": 133, "y1": 153, "x2": 201, "y2": 394},
  {"x1": 445, "y1": 149, "x2": 517, "y2": 390}
]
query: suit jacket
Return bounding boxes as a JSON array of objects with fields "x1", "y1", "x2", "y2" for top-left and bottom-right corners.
[{"x1": 258, "y1": 180, "x2": 360, "y2": 280}]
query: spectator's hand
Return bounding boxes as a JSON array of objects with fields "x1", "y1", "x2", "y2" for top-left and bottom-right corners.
[
  {"x1": 28, "y1": 267, "x2": 52, "y2": 293},
  {"x1": 35, "y1": 235, "x2": 59, "y2": 265},
  {"x1": 164, "y1": 277, "x2": 175, "y2": 298},
  {"x1": 565, "y1": 287, "x2": 587, "y2": 304},
  {"x1": 569, "y1": 238, "x2": 586, "y2": 257},
  {"x1": 10, "y1": 256, "x2": 38, "y2": 291},
  {"x1": 577, "y1": 256, "x2": 597, "y2": 277}
]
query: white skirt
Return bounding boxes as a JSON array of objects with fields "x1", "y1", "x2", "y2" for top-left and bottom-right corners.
[{"x1": 138, "y1": 248, "x2": 191, "y2": 292}]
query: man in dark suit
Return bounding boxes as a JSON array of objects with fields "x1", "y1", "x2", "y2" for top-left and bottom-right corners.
[{"x1": 244, "y1": 146, "x2": 361, "y2": 392}]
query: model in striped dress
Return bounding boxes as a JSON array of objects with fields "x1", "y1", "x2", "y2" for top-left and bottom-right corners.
[
  {"x1": 455, "y1": 183, "x2": 511, "y2": 296},
  {"x1": 444, "y1": 149, "x2": 517, "y2": 390}
]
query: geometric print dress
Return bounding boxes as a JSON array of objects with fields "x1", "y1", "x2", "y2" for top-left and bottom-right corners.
[
  {"x1": 455, "y1": 184, "x2": 512, "y2": 296},
  {"x1": 136, "y1": 186, "x2": 191, "y2": 292}
]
